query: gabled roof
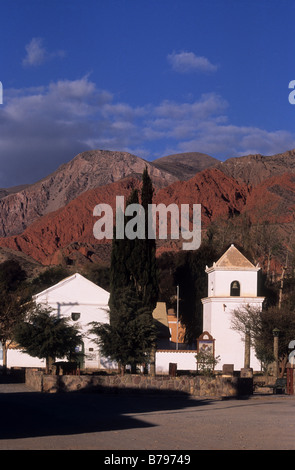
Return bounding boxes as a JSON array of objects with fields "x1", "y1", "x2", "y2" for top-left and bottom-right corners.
[
  {"x1": 206, "y1": 244, "x2": 259, "y2": 272},
  {"x1": 33, "y1": 272, "x2": 110, "y2": 305}
]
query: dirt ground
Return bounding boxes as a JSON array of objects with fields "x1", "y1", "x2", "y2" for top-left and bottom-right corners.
[{"x1": 0, "y1": 382, "x2": 294, "y2": 452}]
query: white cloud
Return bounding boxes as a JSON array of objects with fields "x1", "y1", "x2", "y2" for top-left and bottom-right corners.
[
  {"x1": 167, "y1": 51, "x2": 218, "y2": 73},
  {"x1": 22, "y1": 37, "x2": 65, "y2": 67},
  {"x1": 23, "y1": 38, "x2": 46, "y2": 66},
  {"x1": 0, "y1": 76, "x2": 295, "y2": 187},
  {"x1": 168, "y1": 123, "x2": 295, "y2": 159}
]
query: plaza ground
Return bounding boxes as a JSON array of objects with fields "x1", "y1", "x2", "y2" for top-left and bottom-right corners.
[{"x1": 0, "y1": 382, "x2": 294, "y2": 450}]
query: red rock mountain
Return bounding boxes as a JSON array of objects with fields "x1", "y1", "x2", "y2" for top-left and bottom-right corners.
[
  {"x1": 0, "y1": 150, "x2": 178, "y2": 238},
  {"x1": 0, "y1": 168, "x2": 250, "y2": 265},
  {"x1": 1, "y1": 148, "x2": 295, "y2": 269}
]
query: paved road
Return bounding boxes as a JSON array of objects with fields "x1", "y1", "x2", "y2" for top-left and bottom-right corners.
[{"x1": 0, "y1": 383, "x2": 294, "y2": 451}]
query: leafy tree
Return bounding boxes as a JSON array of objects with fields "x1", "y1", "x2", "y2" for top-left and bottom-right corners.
[
  {"x1": 231, "y1": 303, "x2": 295, "y2": 375},
  {"x1": 103, "y1": 168, "x2": 159, "y2": 373},
  {"x1": 108, "y1": 188, "x2": 139, "y2": 323},
  {"x1": 138, "y1": 166, "x2": 159, "y2": 309},
  {"x1": 109, "y1": 170, "x2": 158, "y2": 311},
  {"x1": 157, "y1": 251, "x2": 178, "y2": 307},
  {"x1": 82, "y1": 264, "x2": 110, "y2": 292},
  {"x1": 195, "y1": 349, "x2": 220, "y2": 376},
  {"x1": 0, "y1": 260, "x2": 28, "y2": 369},
  {"x1": 30, "y1": 266, "x2": 70, "y2": 295},
  {"x1": 0, "y1": 259, "x2": 27, "y2": 291},
  {"x1": 257, "y1": 305, "x2": 295, "y2": 375},
  {"x1": 230, "y1": 304, "x2": 263, "y2": 368},
  {"x1": 89, "y1": 287, "x2": 156, "y2": 373},
  {"x1": 14, "y1": 303, "x2": 82, "y2": 373}
]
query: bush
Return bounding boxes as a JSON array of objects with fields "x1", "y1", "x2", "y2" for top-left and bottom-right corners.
[{"x1": 195, "y1": 350, "x2": 220, "y2": 376}]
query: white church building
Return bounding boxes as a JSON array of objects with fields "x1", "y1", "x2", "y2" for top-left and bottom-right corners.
[
  {"x1": 2, "y1": 273, "x2": 114, "y2": 370},
  {"x1": 202, "y1": 244, "x2": 265, "y2": 371},
  {"x1": 1, "y1": 245, "x2": 265, "y2": 373}
]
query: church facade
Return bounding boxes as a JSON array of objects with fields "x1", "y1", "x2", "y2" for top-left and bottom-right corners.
[{"x1": 202, "y1": 244, "x2": 265, "y2": 371}]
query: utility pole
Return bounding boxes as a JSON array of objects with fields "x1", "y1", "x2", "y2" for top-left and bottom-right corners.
[{"x1": 176, "y1": 285, "x2": 179, "y2": 350}]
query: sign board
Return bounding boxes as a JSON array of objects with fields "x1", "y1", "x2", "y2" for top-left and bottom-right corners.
[{"x1": 197, "y1": 331, "x2": 215, "y2": 355}]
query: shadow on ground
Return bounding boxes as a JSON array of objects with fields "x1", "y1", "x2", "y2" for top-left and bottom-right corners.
[
  {"x1": 0, "y1": 379, "x2": 215, "y2": 441},
  {"x1": 0, "y1": 369, "x2": 25, "y2": 383}
]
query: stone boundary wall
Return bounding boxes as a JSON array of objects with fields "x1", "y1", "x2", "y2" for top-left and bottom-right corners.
[{"x1": 25, "y1": 369, "x2": 253, "y2": 398}]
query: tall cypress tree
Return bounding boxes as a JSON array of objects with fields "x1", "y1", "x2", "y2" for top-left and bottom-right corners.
[
  {"x1": 108, "y1": 188, "x2": 140, "y2": 324},
  {"x1": 139, "y1": 166, "x2": 159, "y2": 310},
  {"x1": 96, "y1": 168, "x2": 159, "y2": 373}
]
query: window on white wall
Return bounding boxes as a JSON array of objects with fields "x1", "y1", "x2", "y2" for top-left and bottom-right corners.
[
  {"x1": 71, "y1": 312, "x2": 81, "y2": 321},
  {"x1": 230, "y1": 281, "x2": 240, "y2": 296}
]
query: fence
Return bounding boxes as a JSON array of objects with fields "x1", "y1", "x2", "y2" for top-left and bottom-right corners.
[{"x1": 25, "y1": 368, "x2": 253, "y2": 397}]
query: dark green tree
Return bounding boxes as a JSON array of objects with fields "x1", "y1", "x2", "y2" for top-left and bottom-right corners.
[
  {"x1": 89, "y1": 287, "x2": 156, "y2": 373},
  {"x1": 14, "y1": 303, "x2": 82, "y2": 373},
  {"x1": 256, "y1": 305, "x2": 295, "y2": 375},
  {"x1": 30, "y1": 266, "x2": 70, "y2": 295},
  {"x1": 100, "y1": 168, "x2": 159, "y2": 373},
  {"x1": 108, "y1": 188, "x2": 140, "y2": 323},
  {"x1": 138, "y1": 166, "x2": 159, "y2": 309},
  {"x1": 0, "y1": 260, "x2": 28, "y2": 370},
  {"x1": 82, "y1": 264, "x2": 110, "y2": 292}
]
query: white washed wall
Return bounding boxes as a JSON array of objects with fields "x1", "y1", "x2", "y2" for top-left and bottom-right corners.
[
  {"x1": 156, "y1": 351, "x2": 197, "y2": 374},
  {"x1": 4, "y1": 349, "x2": 45, "y2": 368}
]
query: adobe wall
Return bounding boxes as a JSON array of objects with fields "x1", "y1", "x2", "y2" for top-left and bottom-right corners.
[{"x1": 25, "y1": 369, "x2": 253, "y2": 398}]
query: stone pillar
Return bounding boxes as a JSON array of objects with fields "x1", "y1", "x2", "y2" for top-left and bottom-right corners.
[
  {"x1": 244, "y1": 329, "x2": 251, "y2": 369},
  {"x1": 273, "y1": 328, "x2": 280, "y2": 378},
  {"x1": 240, "y1": 367, "x2": 253, "y2": 378}
]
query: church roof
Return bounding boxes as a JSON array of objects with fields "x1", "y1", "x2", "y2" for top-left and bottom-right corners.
[
  {"x1": 33, "y1": 272, "x2": 110, "y2": 305},
  {"x1": 206, "y1": 244, "x2": 259, "y2": 271}
]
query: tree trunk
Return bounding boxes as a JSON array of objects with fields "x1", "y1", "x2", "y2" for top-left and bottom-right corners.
[
  {"x1": 118, "y1": 362, "x2": 125, "y2": 375},
  {"x1": 149, "y1": 346, "x2": 156, "y2": 376},
  {"x1": 278, "y1": 266, "x2": 286, "y2": 309},
  {"x1": 280, "y1": 355, "x2": 288, "y2": 378},
  {"x1": 46, "y1": 356, "x2": 55, "y2": 374},
  {"x1": 2, "y1": 341, "x2": 7, "y2": 373}
]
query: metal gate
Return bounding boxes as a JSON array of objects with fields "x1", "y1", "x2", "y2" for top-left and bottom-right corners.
[{"x1": 287, "y1": 367, "x2": 294, "y2": 395}]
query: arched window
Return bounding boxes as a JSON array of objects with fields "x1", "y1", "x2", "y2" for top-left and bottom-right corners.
[
  {"x1": 230, "y1": 280, "x2": 240, "y2": 296},
  {"x1": 71, "y1": 312, "x2": 81, "y2": 321}
]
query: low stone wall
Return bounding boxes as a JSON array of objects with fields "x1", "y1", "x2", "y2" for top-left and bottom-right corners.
[{"x1": 25, "y1": 369, "x2": 253, "y2": 398}]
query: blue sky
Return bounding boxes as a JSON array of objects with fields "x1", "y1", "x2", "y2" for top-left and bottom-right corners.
[{"x1": 0, "y1": 0, "x2": 295, "y2": 187}]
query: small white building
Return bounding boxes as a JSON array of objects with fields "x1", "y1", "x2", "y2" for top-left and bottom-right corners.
[
  {"x1": 202, "y1": 244, "x2": 265, "y2": 371},
  {"x1": 2, "y1": 273, "x2": 115, "y2": 370}
]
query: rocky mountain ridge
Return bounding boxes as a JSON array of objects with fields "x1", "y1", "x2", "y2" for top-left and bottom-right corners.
[
  {"x1": 0, "y1": 147, "x2": 295, "y2": 270},
  {"x1": 0, "y1": 150, "x2": 179, "y2": 238},
  {"x1": 214, "y1": 148, "x2": 295, "y2": 186},
  {"x1": 0, "y1": 167, "x2": 260, "y2": 266},
  {"x1": 152, "y1": 152, "x2": 219, "y2": 180}
]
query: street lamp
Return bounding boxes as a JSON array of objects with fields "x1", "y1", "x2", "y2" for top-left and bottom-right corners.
[{"x1": 273, "y1": 328, "x2": 280, "y2": 378}]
